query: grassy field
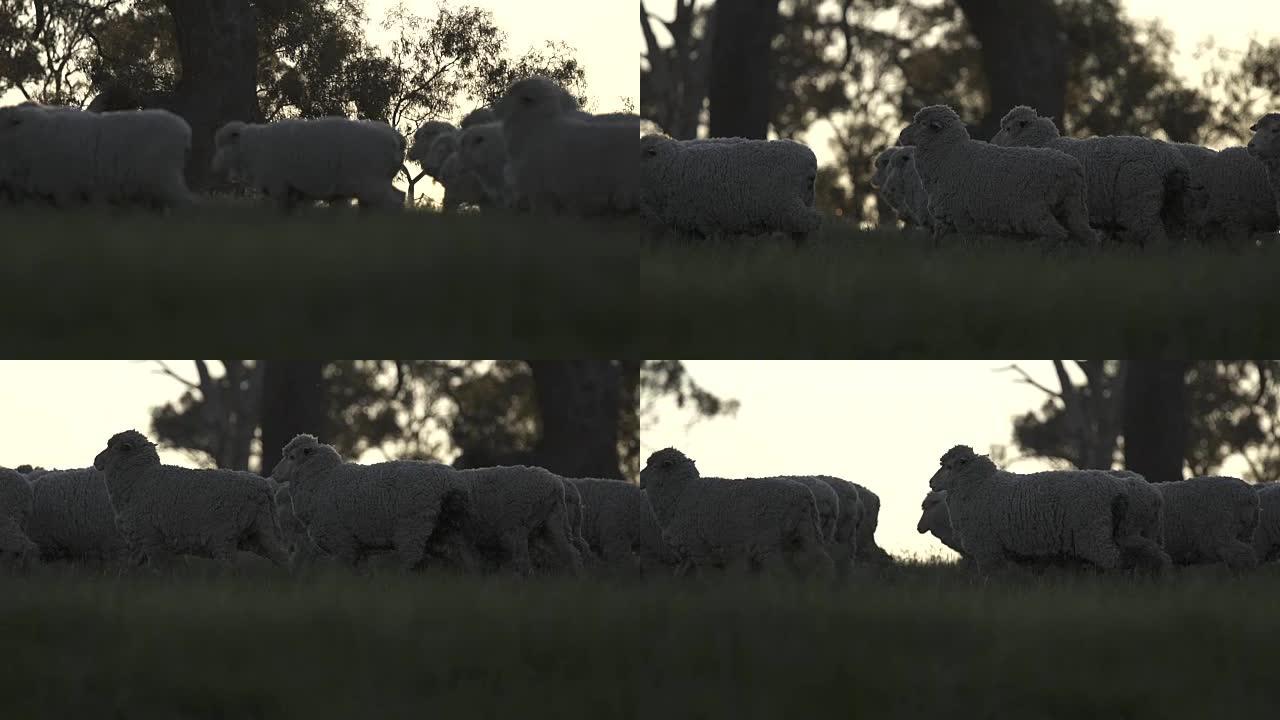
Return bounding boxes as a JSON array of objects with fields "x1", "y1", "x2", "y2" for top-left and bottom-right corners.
[
  {"x1": 642, "y1": 222, "x2": 1280, "y2": 356},
  {"x1": 0, "y1": 207, "x2": 641, "y2": 357},
  {"x1": 4, "y1": 562, "x2": 1280, "y2": 718}
]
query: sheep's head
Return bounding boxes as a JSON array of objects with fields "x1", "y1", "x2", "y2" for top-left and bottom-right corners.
[
  {"x1": 211, "y1": 120, "x2": 250, "y2": 180},
  {"x1": 496, "y1": 76, "x2": 576, "y2": 125},
  {"x1": 929, "y1": 445, "x2": 995, "y2": 490},
  {"x1": 897, "y1": 105, "x2": 967, "y2": 148},
  {"x1": 1247, "y1": 113, "x2": 1280, "y2": 161},
  {"x1": 457, "y1": 124, "x2": 505, "y2": 171},
  {"x1": 639, "y1": 447, "x2": 698, "y2": 489},
  {"x1": 640, "y1": 134, "x2": 677, "y2": 165},
  {"x1": 94, "y1": 430, "x2": 159, "y2": 475},
  {"x1": 460, "y1": 107, "x2": 497, "y2": 129},
  {"x1": 991, "y1": 106, "x2": 1059, "y2": 147},
  {"x1": 409, "y1": 120, "x2": 456, "y2": 163},
  {"x1": 917, "y1": 490, "x2": 948, "y2": 534},
  {"x1": 273, "y1": 433, "x2": 338, "y2": 482},
  {"x1": 423, "y1": 132, "x2": 459, "y2": 178},
  {"x1": 870, "y1": 147, "x2": 899, "y2": 189}
]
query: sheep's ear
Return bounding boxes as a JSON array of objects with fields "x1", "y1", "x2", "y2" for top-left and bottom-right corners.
[
  {"x1": 303, "y1": 447, "x2": 314, "y2": 456},
  {"x1": 927, "y1": 120, "x2": 943, "y2": 131},
  {"x1": 1249, "y1": 124, "x2": 1257, "y2": 131},
  {"x1": 120, "y1": 442, "x2": 133, "y2": 452}
]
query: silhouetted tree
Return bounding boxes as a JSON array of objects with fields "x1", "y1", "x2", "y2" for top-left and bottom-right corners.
[
  {"x1": 707, "y1": 0, "x2": 779, "y2": 138},
  {"x1": 1122, "y1": 361, "x2": 1189, "y2": 483}
]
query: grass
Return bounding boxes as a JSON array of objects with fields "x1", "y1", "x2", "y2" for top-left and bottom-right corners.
[
  {"x1": 4, "y1": 562, "x2": 1280, "y2": 718},
  {"x1": 0, "y1": 207, "x2": 641, "y2": 357},
  {"x1": 641, "y1": 222, "x2": 1280, "y2": 356}
]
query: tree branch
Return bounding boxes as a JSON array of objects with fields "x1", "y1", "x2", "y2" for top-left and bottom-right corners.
[{"x1": 152, "y1": 360, "x2": 198, "y2": 390}]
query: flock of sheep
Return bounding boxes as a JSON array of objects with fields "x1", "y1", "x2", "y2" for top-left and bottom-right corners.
[
  {"x1": 0, "y1": 432, "x2": 891, "y2": 577},
  {"x1": 0, "y1": 76, "x2": 638, "y2": 216},
  {"x1": 920, "y1": 445, "x2": 1280, "y2": 573},
  {"x1": 876, "y1": 106, "x2": 1280, "y2": 245}
]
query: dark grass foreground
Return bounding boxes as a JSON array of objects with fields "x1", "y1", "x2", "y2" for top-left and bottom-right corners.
[
  {"x1": 642, "y1": 222, "x2": 1280, "y2": 356},
  {"x1": 3, "y1": 562, "x2": 1280, "y2": 718},
  {"x1": 0, "y1": 207, "x2": 640, "y2": 356}
]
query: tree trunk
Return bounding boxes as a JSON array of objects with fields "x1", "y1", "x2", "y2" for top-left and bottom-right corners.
[
  {"x1": 707, "y1": 0, "x2": 780, "y2": 139},
  {"x1": 1122, "y1": 360, "x2": 1189, "y2": 483},
  {"x1": 163, "y1": 0, "x2": 259, "y2": 191},
  {"x1": 259, "y1": 361, "x2": 327, "y2": 477},
  {"x1": 955, "y1": 0, "x2": 1067, "y2": 140},
  {"x1": 528, "y1": 361, "x2": 622, "y2": 479}
]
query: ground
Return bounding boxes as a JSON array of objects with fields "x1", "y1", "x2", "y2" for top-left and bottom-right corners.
[
  {"x1": 3, "y1": 560, "x2": 1278, "y2": 718},
  {"x1": 0, "y1": 207, "x2": 641, "y2": 356}
]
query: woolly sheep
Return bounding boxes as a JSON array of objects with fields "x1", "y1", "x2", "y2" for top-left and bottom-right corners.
[
  {"x1": 1247, "y1": 113, "x2": 1280, "y2": 221},
  {"x1": 270, "y1": 434, "x2": 475, "y2": 572},
  {"x1": 212, "y1": 117, "x2": 404, "y2": 211},
  {"x1": 94, "y1": 430, "x2": 290, "y2": 570},
  {"x1": 456, "y1": 122, "x2": 510, "y2": 205},
  {"x1": 25, "y1": 468, "x2": 129, "y2": 566},
  {"x1": 884, "y1": 147, "x2": 934, "y2": 230},
  {"x1": 1153, "y1": 476, "x2": 1259, "y2": 571},
  {"x1": 817, "y1": 475, "x2": 864, "y2": 572},
  {"x1": 639, "y1": 448, "x2": 833, "y2": 577},
  {"x1": 495, "y1": 76, "x2": 638, "y2": 216},
  {"x1": 898, "y1": 105, "x2": 1094, "y2": 244},
  {"x1": 991, "y1": 105, "x2": 1191, "y2": 245},
  {"x1": 0, "y1": 514, "x2": 38, "y2": 571},
  {"x1": 460, "y1": 107, "x2": 497, "y2": 129},
  {"x1": 639, "y1": 134, "x2": 820, "y2": 242},
  {"x1": 455, "y1": 465, "x2": 582, "y2": 576},
  {"x1": 566, "y1": 477, "x2": 677, "y2": 574},
  {"x1": 772, "y1": 476, "x2": 839, "y2": 544},
  {"x1": 530, "y1": 476, "x2": 591, "y2": 572},
  {"x1": 928, "y1": 445, "x2": 1132, "y2": 573},
  {"x1": 849, "y1": 482, "x2": 893, "y2": 564},
  {"x1": 0, "y1": 467, "x2": 32, "y2": 529},
  {"x1": 408, "y1": 120, "x2": 456, "y2": 164},
  {"x1": 917, "y1": 489, "x2": 963, "y2": 557},
  {"x1": 1253, "y1": 483, "x2": 1280, "y2": 563},
  {"x1": 0, "y1": 104, "x2": 192, "y2": 209}
]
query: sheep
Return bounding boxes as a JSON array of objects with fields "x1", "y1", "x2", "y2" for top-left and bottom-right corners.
[
  {"x1": 93, "y1": 430, "x2": 290, "y2": 570},
  {"x1": 1168, "y1": 144, "x2": 1277, "y2": 243},
  {"x1": 272, "y1": 483, "x2": 320, "y2": 567},
  {"x1": 456, "y1": 122, "x2": 510, "y2": 206},
  {"x1": 928, "y1": 445, "x2": 1132, "y2": 573},
  {"x1": 0, "y1": 467, "x2": 32, "y2": 529},
  {"x1": 211, "y1": 117, "x2": 404, "y2": 211},
  {"x1": 530, "y1": 476, "x2": 591, "y2": 573},
  {"x1": 423, "y1": 132, "x2": 491, "y2": 211},
  {"x1": 1247, "y1": 113, "x2": 1280, "y2": 221},
  {"x1": 640, "y1": 134, "x2": 820, "y2": 242},
  {"x1": 778, "y1": 476, "x2": 840, "y2": 544},
  {"x1": 566, "y1": 477, "x2": 678, "y2": 574},
  {"x1": 0, "y1": 514, "x2": 38, "y2": 571},
  {"x1": 455, "y1": 465, "x2": 582, "y2": 576},
  {"x1": 990, "y1": 105, "x2": 1191, "y2": 246},
  {"x1": 1253, "y1": 483, "x2": 1280, "y2": 563},
  {"x1": 408, "y1": 120, "x2": 456, "y2": 164},
  {"x1": 917, "y1": 489, "x2": 963, "y2": 557},
  {"x1": 0, "y1": 467, "x2": 36, "y2": 571},
  {"x1": 0, "y1": 104, "x2": 192, "y2": 209},
  {"x1": 270, "y1": 434, "x2": 475, "y2": 572},
  {"x1": 639, "y1": 448, "x2": 833, "y2": 578},
  {"x1": 817, "y1": 475, "x2": 864, "y2": 572},
  {"x1": 25, "y1": 468, "x2": 130, "y2": 566},
  {"x1": 849, "y1": 482, "x2": 893, "y2": 564},
  {"x1": 871, "y1": 147, "x2": 932, "y2": 231},
  {"x1": 1153, "y1": 476, "x2": 1259, "y2": 571},
  {"x1": 495, "y1": 76, "x2": 638, "y2": 216},
  {"x1": 898, "y1": 105, "x2": 1095, "y2": 245},
  {"x1": 460, "y1": 107, "x2": 496, "y2": 129}
]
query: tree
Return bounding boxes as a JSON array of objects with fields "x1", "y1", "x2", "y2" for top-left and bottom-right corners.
[
  {"x1": 640, "y1": 0, "x2": 714, "y2": 139},
  {"x1": 150, "y1": 360, "x2": 263, "y2": 470},
  {"x1": 706, "y1": 0, "x2": 779, "y2": 139},
  {"x1": 0, "y1": 0, "x2": 126, "y2": 106},
  {"x1": 1006, "y1": 361, "x2": 1123, "y2": 470},
  {"x1": 259, "y1": 361, "x2": 327, "y2": 475},
  {"x1": 1121, "y1": 361, "x2": 1189, "y2": 483}
]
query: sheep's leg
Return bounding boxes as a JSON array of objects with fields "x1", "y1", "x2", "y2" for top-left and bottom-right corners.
[
  {"x1": 1059, "y1": 194, "x2": 1097, "y2": 245},
  {"x1": 1074, "y1": 533, "x2": 1123, "y2": 571},
  {"x1": 541, "y1": 504, "x2": 582, "y2": 576},
  {"x1": 1217, "y1": 541, "x2": 1259, "y2": 573},
  {"x1": 393, "y1": 512, "x2": 435, "y2": 572}
]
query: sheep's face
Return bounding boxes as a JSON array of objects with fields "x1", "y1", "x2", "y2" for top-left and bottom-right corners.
[
  {"x1": 93, "y1": 430, "x2": 156, "y2": 475},
  {"x1": 898, "y1": 105, "x2": 967, "y2": 149},
  {"x1": 639, "y1": 448, "x2": 696, "y2": 489},
  {"x1": 457, "y1": 126, "x2": 504, "y2": 170},
  {"x1": 274, "y1": 435, "x2": 333, "y2": 481},
  {"x1": 410, "y1": 121, "x2": 456, "y2": 163},
  {"x1": 917, "y1": 491, "x2": 947, "y2": 534},
  {"x1": 1247, "y1": 114, "x2": 1280, "y2": 160},
  {"x1": 423, "y1": 133, "x2": 458, "y2": 177},
  {"x1": 211, "y1": 121, "x2": 248, "y2": 181},
  {"x1": 640, "y1": 135, "x2": 676, "y2": 168},
  {"x1": 928, "y1": 445, "x2": 978, "y2": 490},
  {"x1": 870, "y1": 148, "x2": 898, "y2": 189}
]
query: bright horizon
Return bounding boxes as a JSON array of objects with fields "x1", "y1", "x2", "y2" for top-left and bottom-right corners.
[{"x1": 640, "y1": 361, "x2": 1252, "y2": 562}]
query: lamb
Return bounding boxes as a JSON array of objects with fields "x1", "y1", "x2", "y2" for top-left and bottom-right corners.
[
  {"x1": 495, "y1": 76, "x2": 638, "y2": 216},
  {"x1": 566, "y1": 477, "x2": 678, "y2": 574},
  {"x1": 94, "y1": 430, "x2": 290, "y2": 570},
  {"x1": 270, "y1": 434, "x2": 474, "y2": 572},
  {"x1": 1247, "y1": 113, "x2": 1280, "y2": 221},
  {"x1": 455, "y1": 123, "x2": 510, "y2": 206},
  {"x1": 917, "y1": 489, "x2": 963, "y2": 557},
  {"x1": 1109, "y1": 471, "x2": 1171, "y2": 572},
  {"x1": 1253, "y1": 483, "x2": 1280, "y2": 563},
  {"x1": 928, "y1": 445, "x2": 1132, "y2": 573},
  {"x1": 0, "y1": 104, "x2": 192, "y2": 209},
  {"x1": 990, "y1": 105, "x2": 1191, "y2": 246},
  {"x1": 1153, "y1": 476, "x2": 1259, "y2": 571},
  {"x1": 639, "y1": 448, "x2": 833, "y2": 577},
  {"x1": 455, "y1": 465, "x2": 582, "y2": 576},
  {"x1": 212, "y1": 117, "x2": 404, "y2": 211},
  {"x1": 639, "y1": 134, "x2": 820, "y2": 242},
  {"x1": 25, "y1": 468, "x2": 130, "y2": 566},
  {"x1": 898, "y1": 105, "x2": 1094, "y2": 244},
  {"x1": 408, "y1": 120, "x2": 456, "y2": 164}
]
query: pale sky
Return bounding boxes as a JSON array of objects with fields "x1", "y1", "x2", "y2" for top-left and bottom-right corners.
[{"x1": 640, "y1": 361, "x2": 1251, "y2": 562}]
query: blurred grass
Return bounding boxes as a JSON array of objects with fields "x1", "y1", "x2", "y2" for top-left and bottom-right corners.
[
  {"x1": 0, "y1": 207, "x2": 641, "y2": 357},
  {"x1": 4, "y1": 562, "x2": 1280, "y2": 718},
  {"x1": 642, "y1": 222, "x2": 1280, "y2": 356}
]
